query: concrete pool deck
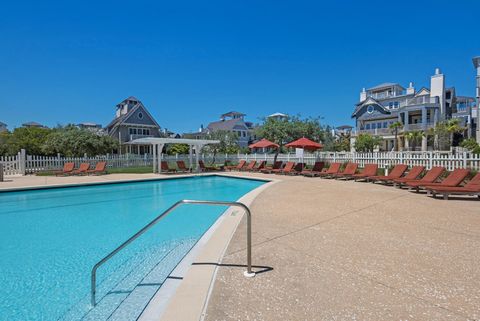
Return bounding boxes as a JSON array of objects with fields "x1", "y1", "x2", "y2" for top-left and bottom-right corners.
[
  {"x1": 2, "y1": 173, "x2": 479, "y2": 320},
  {"x1": 203, "y1": 172, "x2": 480, "y2": 321}
]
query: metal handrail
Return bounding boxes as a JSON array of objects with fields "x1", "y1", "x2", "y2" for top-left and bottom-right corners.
[{"x1": 90, "y1": 199, "x2": 254, "y2": 306}]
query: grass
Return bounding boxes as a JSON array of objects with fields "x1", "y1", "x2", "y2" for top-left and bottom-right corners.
[{"x1": 106, "y1": 166, "x2": 153, "y2": 174}]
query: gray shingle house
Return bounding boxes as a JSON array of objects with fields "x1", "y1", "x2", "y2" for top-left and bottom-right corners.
[
  {"x1": 0, "y1": 121, "x2": 7, "y2": 132},
  {"x1": 106, "y1": 96, "x2": 162, "y2": 154},
  {"x1": 206, "y1": 111, "x2": 254, "y2": 147}
]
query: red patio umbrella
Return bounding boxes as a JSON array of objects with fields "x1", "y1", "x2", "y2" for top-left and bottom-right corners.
[
  {"x1": 285, "y1": 137, "x2": 323, "y2": 171},
  {"x1": 248, "y1": 138, "x2": 279, "y2": 149},
  {"x1": 285, "y1": 137, "x2": 323, "y2": 151}
]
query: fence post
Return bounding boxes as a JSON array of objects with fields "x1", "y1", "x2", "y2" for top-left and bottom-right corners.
[
  {"x1": 429, "y1": 151, "x2": 433, "y2": 169},
  {"x1": 20, "y1": 149, "x2": 26, "y2": 175},
  {"x1": 463, "y1": 152, "x2": 468, "y2": 168}
]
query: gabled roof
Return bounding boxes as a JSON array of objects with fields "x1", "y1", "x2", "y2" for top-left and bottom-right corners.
[
  {"x1": 0, "y1": 121, "x2": 6, "y2": 126},
  {"x1": 207, "y1": 118, "x2": 247, "y2": 131},
  {"x1": 116, "y1": 96, "x2": 140, "y2": 107},
  {"x1": 268, "y1": 112, "x2": 288, "y2": 118},
  {"x1": 414, "y1": 87, "x2": 430, "y2": 96},
  {"x1": 336, "y1": 125, "x2": 353, "y2": 130},
  {"x1": 221, "y1": 111, "x2": 245, "y2": 118},
  {"x1": 22, "y1": 121, "x2": 44, "y2": 127},
  {"x1": 367, "y1": 82, "x2": 405, "y2": 91},
  {"x1": 352, "y1": 97, "x2": 390, "y2": 117},
  {"x1": 107, "y1": 99, "x2": 160, "y2": 129}
]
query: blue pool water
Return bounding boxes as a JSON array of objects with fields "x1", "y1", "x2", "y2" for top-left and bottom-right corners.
[{"x1": 0, "y1": 176, "x2": 264, "y2": 321}]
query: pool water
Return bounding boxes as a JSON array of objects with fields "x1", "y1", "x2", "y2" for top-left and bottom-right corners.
[{"x1": 0, "y1": 176, "x2": 264, "y2": 321}]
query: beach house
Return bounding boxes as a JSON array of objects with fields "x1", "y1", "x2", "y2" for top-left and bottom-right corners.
[
  {"x1": 351, "y1": 68, "x2": 475, "y2": 151},
  {"x1": 106, "y1": 96, "x2": 162, "y2": 154},
  {"x1": 206, "y1": 112, "x2": 255, "y2": 147}
]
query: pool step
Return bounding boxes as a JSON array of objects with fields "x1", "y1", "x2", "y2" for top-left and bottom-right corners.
[{"x1": 77, "y1": 240, "x2": 195, "y2": 321}]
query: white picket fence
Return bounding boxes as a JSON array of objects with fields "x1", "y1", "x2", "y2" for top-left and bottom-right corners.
[
  {"x1": 1, "y1": 150, "x2": 480, "y2": 175},
  {"x1": 227, "y1": 151, "x2": 480, "y2": 171}
]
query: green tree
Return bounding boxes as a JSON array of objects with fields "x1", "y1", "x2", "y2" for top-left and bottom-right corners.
[
  {"x1": 405, "y1": 130, "x2": 424, "y2": 151},
  {"x1": 167, "y1": 144, "x2": 190, "y2": 155},
  {"x1": 428, "y1": 120, "x2": 464, "y2": 150},
  {"x1": 354, "y1": 133, "x2": 382, "y2": 152},
  {"x1": 389, "y1": 121, "x2": 403, "y2": 151},
  {"x1": 332, "y1": 131, "x2": 351, "y2": 152},
  {"x1": 42, "y1": 125, "x2": 118, "y2": 156},
  {"x1": 460, "y1": 138, "x2": 480, "y2": 154},
  {"x1": 5, "y1": 127, "x2": 52, "y2": 155},
  {"x1": 255, "y1": 116, "x2": 328, "y2": 160},
  {"x1": 202, "y1": 130, "x2": 240, "y2": 163}
]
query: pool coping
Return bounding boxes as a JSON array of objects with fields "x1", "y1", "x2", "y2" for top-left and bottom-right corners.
[
  {"x1": 139, "y1": 175, "x2": 279, "y2": 321},
  {"x1": 0, "y1": 173, "x2": 271, "y2": 193}
]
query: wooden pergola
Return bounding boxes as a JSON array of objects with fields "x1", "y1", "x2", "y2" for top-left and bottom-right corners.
[{"x1": 127, "y1": 137, "x2": 220, "y2": 173}]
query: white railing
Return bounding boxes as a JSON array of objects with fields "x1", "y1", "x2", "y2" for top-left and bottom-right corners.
[{"x1": 1, "y1": 150, "x2": 480, "y2": 175}]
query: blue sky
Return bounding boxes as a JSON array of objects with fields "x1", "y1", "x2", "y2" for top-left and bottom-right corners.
[{"x1": 1, "y1": 0, "x2": 479, "y2": 133}]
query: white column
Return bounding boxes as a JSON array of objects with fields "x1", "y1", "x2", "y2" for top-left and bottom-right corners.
[
  {"x1": 158, "y1": 144, "x2": 164, "y2": 173},
  {"x1": 195, "y1": 144, "x2": 200, "y2": 173},
  {"x1": 189, "y1": 145, "x2": 193, "y2": 171},
  {"x1": 421, "y1": 136, "x2": 428, "y2": 151},
  {"x1": 152, "y1": 144, "x2": 157, "y2": 173}
]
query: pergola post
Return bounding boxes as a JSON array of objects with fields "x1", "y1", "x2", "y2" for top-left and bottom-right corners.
[
  {"x1": 189, "y1": 145, "x2": 193, "y2": 172},
  {"x1": 195, "y1": 144, "x2": 201, "y2": 173},
  {"x1": 152, "y1": 144, "x2": 157, "y2": 173},
  {"x1": 157, "y1": 143, "x2": 164, "y2": 173}
]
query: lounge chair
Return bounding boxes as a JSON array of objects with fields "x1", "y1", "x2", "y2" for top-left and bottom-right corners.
[
  {"x1": 251, "y1": 160, "x2": 266, "y2": 172},
  {"x1": 277, "y1": 162, "x2": 301, "y2": 175},
  {"x1": 288, "y1": 162, "x2": 306, "y2": 175},
  {"x1": 333, "y1": 162, "x2": 359, "y2": 179},
  {"x1": 240, "y1": 160, "x2": 257, "y2": 171},
  {"x1": 425, "y1": 173, "x2": 480, "y2": 200},
  {"x1": 86, "y1": 162, "x2": 107, "y2": 175},
  {"x1": 54, "y1": 162, "x2": 75, "y2": 176},
  {"x1": 317, "y1": 162, "x2": 341, "y2": 178},
  {"x1": 198, "y1": 160, "x2": 218, "y2": 172},
  {"x1": 368, "y1": 164, "x2": 408, "y2": 183},
  {"x1": 261, "y1": 161, "x2": 283, "y2": 174},
  {"x1": 226, "y1": 160, "x2": 246, "y2": 171},
  {"x1": 273, "y1": 161, "x2": 295, "y2": 174},
  {"x1": 176, "y1": 160, "x2": 191, "y2": 173},
  {"x1": 405, "y1": 168, "x2": 470, "y2": 192},
  {"x1": 70, "y1": 163, "x2": 90, "y2": 175},
  {"x1": 301, "y1": 161, "x2": 325, "y2": 177},
  {"x1": 161, "y1": 161, "x2": 177, "y2": 174},
  {"x1": 351, "y1": 164, "x2": 378, "y2": 181},
  {"x1": 392, "y1": 166, "x2": 444, "y2": 188}
]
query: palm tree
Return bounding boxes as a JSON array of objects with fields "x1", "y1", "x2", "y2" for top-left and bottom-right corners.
[
  {"x1": 405, "y1": 130, "x2": 424, "y2": 151},
  {"x1": 389, "y1": 121, "x2": 403, "y2": 151},
  {"x1": 445, "y1": 119, "x2": 464, "y2": 148}
]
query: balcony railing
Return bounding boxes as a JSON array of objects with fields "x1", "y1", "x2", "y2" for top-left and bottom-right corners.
[
  {"x1": 403, "y1": 96, "x2": 439, "y2": 107},
  {"x1": 129, "y1": 134, "x2": 154, "y2": 141}
]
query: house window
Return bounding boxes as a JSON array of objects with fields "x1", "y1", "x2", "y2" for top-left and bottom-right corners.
[
  {"x1": 138, "y1": 112, "x2": 144, "y2": 119},
  {"x1": 388, "y1": 102, "x2": 393, "y2": 109},
  {"x1": 366, "y1": 124, "x2": 371, "y2": 129},
  {"x1": 393, "y1": 101, "x2": 399, "y2": 108},
  {"x1": 367, "y1": 105, "x2": 374, "y2": 114},
  {"x1": 372, "y1": 123, "x2": 376, "y2": 129},
  {"x1": 383, "y1": 122, "x2": 388, "y2": 128}
]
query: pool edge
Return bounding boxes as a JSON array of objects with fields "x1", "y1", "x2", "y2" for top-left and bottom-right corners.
[
  {"x1": 139, "y1": 178, "x2": 279, "y2": 321},
  {"x1": 0, "y1": 173, "x2": 271, "y2": 193}
]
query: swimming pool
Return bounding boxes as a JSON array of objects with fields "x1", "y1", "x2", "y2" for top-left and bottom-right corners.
[{"x1": 0, "y1": 175, "x2": 265, "y2": 321}]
